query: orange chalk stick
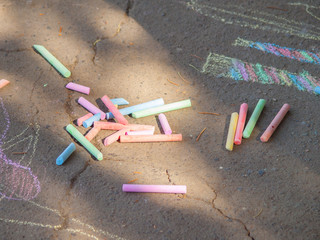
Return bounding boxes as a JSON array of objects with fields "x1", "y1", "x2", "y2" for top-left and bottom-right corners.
[
  {"x1": 101, "y1": 95, "x2": 128, "y2": 125},
  {"x1": 260, "y1": 103, "x2": 290, "y2": 142},
  {"x1": 0, "y1": 79, "x2": 10, "y2": 89},
  {"x1": 85, "y1": 127, "x2": 101, "y2": 141},
  {"x1": 94, "y1": 121, "x2": 154, "y2": 131},
  {"x1": 120, "y1": 134, "x2": 182, "y2": 143},
  {"x1": 77, "y1": 113, "x2": 93, "y2": 126},
  {"x1": 103, "y1": 128, "x2": 128, "y2": 146}
]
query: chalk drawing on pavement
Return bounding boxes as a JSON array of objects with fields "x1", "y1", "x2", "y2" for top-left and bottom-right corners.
[{"x1": 288, "y1": 2, "x2": 320, "y2": 22}]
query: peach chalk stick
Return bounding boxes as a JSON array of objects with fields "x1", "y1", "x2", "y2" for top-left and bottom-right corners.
[
  {"x1": 103, "y1": 128, "x2": 128, "y2": 146},
  {"x1": 94, "y1": 121, "x2": 155, "y2": 131},
  {"x1": 126, "y1": 129, "x2": 155, "y2": 136},
  {"x1": 77, "y1": 113, "x2": 93, "y2": 126},
  {"x1": 123, "y1": 184, "x2": 187, "y2": 193},
  {"x1": 78, "y1": 97, "x2": 105, "y2": 120},
  {"x1": 226, "y1": 112, "x2": 238, "y2": 151},
  {"x1": 234, "y1": 103, "x2": 248, "y2": 145},
  {"x1": 260, "y1": 104, "x2": 290, "y2": 142},
  {"x1": 120, "y1": 134, "x2": 182, "y2": 143},
  {"x1": 66, "y1": 82, "x2": 90, "y2": 95},
  {"x1": 158, "y1": 113, "x2": 172, "y2": 135},
  {"x1": 85, "y1": 127, "x2": 101, "y2": 141},
  {"x1": 0, "y1": 79, "x2": 10, "y2": 89},
  {"x1": 101, "y1": 95, "x2": 128, "y2": 125}
]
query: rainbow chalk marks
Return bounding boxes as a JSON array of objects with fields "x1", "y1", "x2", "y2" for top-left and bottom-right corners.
[
  {"x1": 56, "y1": 143, "x2": 76, "y2": 165},
  {"x1": 33, "y1": 45, "x2": 71, "y2": 78},
  {"x1": 0, "y1": 79, "x2": 10, "y2": 89},
  {"x1": 184, "y1": 0, "x2": 320, "y2": 41},
  {"x1": 243, "y1": 99, "x2": 266, "y2": 138},
  {"x1": 225, "y1": 112, "x2": 238, "y2": 151},
  {"x1": 202, "y1": 52, "x2": 320, "y2": 94},
  {"x1": 66, "y1": 82, "x2": 90, "y2": 95},
  {"x1": 233, "y1": 37, "x2": 320, "y2": 65},
  {"x1": 123, "y1": 184, "x2": 187, "y2": 194}
]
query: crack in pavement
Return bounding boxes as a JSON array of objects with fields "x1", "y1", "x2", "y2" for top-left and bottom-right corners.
[
  {"x1": 0, "y1": 48, "x2": 31, "y2": 55},
  {"x1": 125, "y1": 0, "x2": 134, "y2": 16},
  {"x1": 165, "y1": 169, "x2": 173, "y2": 183}
]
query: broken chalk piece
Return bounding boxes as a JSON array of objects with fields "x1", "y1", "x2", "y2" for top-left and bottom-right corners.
[
  {"x1": 85, "y1": 127, "x2": 101, "y2": 141},
  {"x1": 33, "y1": 45, "x2": 71, "y2": 78},
  {"x1": 132, "y1": 99, "x2": 191, "y2": 119},
  {"x1": 243, "y1": 99, "x2": 266, "y2": 138},
  {"x1": 101, "y1": 95, "x2": 128, "y2": 125},
  {"x1": 0, "y1": 79, "x2": 10, "y2": 89},
  {"x1": 83, "y1": 113, "x2": 101, "y2": 128},
  {"x1": 66, "y1": 124, "x2": 103, "y2": 160},
  {"x1": 103, "y1": 128, "x2": 128, "y2": 146},
  {"x1": 66, "y1": 82, "x2": 90, "y2": 95},
  {"x1": 234, "y1": 103, "x2": 248, "y2": 145},
  {"x1": 260, "y1": 103, "x2": 290, "y2": 142},
  {"x1": 56, "y1": 143, "x2": 76, "y2": 165},
  {"x1": 106, "y1": 98, "x2": 165, "y2": 119},
  {"x1": 122, "y1": 184, "x2": 187, "y2": 194},
  {"x1": 226, "y1": 112, "x2": 238, "y2": 151},
  {"x1": 111, "y1": 98, "x2": 129, "y2": 106},
  {"x1": 78, "y1": 97, "x2": 105, "y2": 120},
  {"x1": 120, "y1": 134, "x2": 182, "y2": 143},
  {"x1": 77, "y1": 113, "x2": 93, "y2": 126},
  {"x1": 315, "y1": 86, "x2": 320, "y2": 95},
  {"x1": 126, "y1": 129, "x2": 155, "y2": 136},
  {"x1": 158, "y1": 113, "x2": 172, "y2": 135}
]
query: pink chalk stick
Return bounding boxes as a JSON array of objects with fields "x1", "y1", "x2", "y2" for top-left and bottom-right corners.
[
  {"x1": 122, "y1": 184, "x2": 187, "y2": 194},
  {"x1": 66, "y1": 82, "x2": 90, "y2": 95},
  {"x1": 85, "y1": 127, "x2": 101, "y2": 141},
  {"x1": 101, "y1": 95, "x2": 128, "y2": 125},
  {"x1": 158, "y1": 113, "x2": 172, "y2": 135},
  {"x1": 260, "y1": 104, "x2": 290, "y2": 142},
  {"x1": 126, "y1": 129, "x2": 155, "y2": 136},
  {"x1": 234, "y1": 103, "x2": 248, "y2": 145},
  {"x1": 0, "y1": 79, "x2": 10, "y2": 89},
  {"x1": 94, "y1": 121, "x2": 154, "y2": 131},
  {"x1": 77, "y1": 113, "x2": 93, "y2": 126},
  {"x1": 103, "y1": 128, "x2": 128, "y2": 146},
  {"x1": 78, "y1": 97, "x2": 105, "y2": 120},
  {"x1": 120, "y1": 134, "x2": 182, "y2": 143}
]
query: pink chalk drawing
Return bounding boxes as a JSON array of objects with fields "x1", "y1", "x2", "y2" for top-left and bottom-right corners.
[{"x1": 0, "y1": 97, "x2": 41, "y2": 201}]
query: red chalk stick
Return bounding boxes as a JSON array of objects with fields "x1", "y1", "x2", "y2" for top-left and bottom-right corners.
[
  {"x1": 234, "y1": 103, "x2": 248, "y2": 145},
  {"x1": 260, "y1": 103, "x2": 290, "y2": 142},
  {"x1": 101, "y1": 95, "x2": 128, "y2": 125},
  {"x1": 120, "y1": 134, "x2": 182, "y2": 143},
  {"x1": 103, "y1": 128, "x2": 128, "y2": 146}
]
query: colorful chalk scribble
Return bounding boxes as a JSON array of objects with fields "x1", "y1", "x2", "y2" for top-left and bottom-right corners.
[
  {"x1": 201, "y1": 52, "x2": 320, "y2": 93},
  {"x1": 0, "y1": 97, "x2": 41, "y2": 201},
  {"x1": 233, "y1": 37, "x2": 320, "y2": 65},
  {"x1": 288, "y1": 2, "x2": 320, "y2": 22},
  {"x1": 184, "y1": 0, "x2": 320, "y2": 41}
]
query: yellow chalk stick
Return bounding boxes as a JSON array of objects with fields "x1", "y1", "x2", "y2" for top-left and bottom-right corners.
[{"x1": 226, "y1": 112, "x2": 239, "y2": 151}]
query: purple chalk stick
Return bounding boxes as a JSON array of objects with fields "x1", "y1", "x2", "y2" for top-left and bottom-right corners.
[
  {"x1": 122, "y1": 184, "x2": 187, "y2": 194},
  {"x1": 78, "y1": 97, "x2": 105, "y2": 120},
  {"x1": 66, "y1": 82, "x2": 90, "y2": 95},
  {"x1": 158, "y1": 113, "x2": 172, "y2": 135}
]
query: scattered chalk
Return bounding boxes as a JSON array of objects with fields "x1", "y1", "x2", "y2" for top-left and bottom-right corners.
[
  {"x1": 120, "y1": 134, "x2": 182, "y2": 143},
  {"x1": 260, "y1": 103, "x2": 290, "y2": 142},
  {"x1": 111, "y1": 98, "x2": 129, "y2": 106},
  {"x1": 0, "y1": 79, "x2": 10, "y2": 89},
  {"x1": 226, "y1": 112, "x2": 238, "y2": 151},
  {"x1": 33, "y1": 45, "x2": 71, "y2": 78},
  {"x1": 78, "y1": 97, "x2": 105, "y2": 120},
  {"x1": 158, "y1": 113, "x2": 172, "y2": 135},
  {"x1": 234, "y1": 103, "x2": 248, "y2": 145},
  {"x1": 56, "y1": 143, "x2": 76, "y2": 165},
  {"x1": 103, "y1": 128, "x2": 128, "y2": 146},
  {"x1": 66, "y1": 82, "x2": 90, "y2": 95},
  {"x1": 122, "y1": 184, "x2": 187, "y2": 194},
  {"x1": 243, "y1": 99, "x2": 266, "y2": 138},
  {"x1": 101, "y1": 95, "x2": 128, "y2": 125},
  {"x1": 83, "y1": 113, "x2": 101, "y2": 128},
  {"x1": 77, "y1": 113, "x2": 93, "y2": 126}
]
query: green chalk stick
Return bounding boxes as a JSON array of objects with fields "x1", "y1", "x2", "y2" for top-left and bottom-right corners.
[
  {"x1": 66, "y1": 124, "x2": 103, "y2": 160},
  {"x1": 33, "y1": 45, "x2": 71, "y2": 78},
  {"x1": 243, "y1": 99, "x2": 266, "y2": 138},
  {"x1": 132, "y1": 99, "x2": 192, "y2": 118}
]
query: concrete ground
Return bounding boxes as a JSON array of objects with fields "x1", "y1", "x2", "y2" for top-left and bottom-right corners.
[{"x1": 0, "y1": 0, "x2": 319, "y2": 239}]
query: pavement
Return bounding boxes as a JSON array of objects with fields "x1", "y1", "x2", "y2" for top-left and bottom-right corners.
[{"x1": 0, "y1": 0, "x2": 319, "y2": 239}]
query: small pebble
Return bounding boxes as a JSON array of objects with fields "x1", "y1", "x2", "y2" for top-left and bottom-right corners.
[{"x1": 258, "y1": 169, "x2": 265, "y2": 176}]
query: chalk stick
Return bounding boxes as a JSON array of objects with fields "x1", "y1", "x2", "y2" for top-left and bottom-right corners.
[
  {"x1": 120, "y1": 134, "x2": 182, "y2": 143},
  {"x1": 83, "y1": 113, "x2": 101, "y2": 128},
  {"x1": 225, "y1": 112, "x2": 238, "y2": 151},
  {"x1": 234, "y1": 103, "x2": 248, "y2": 145},
  {"x1": 106, "y1": 98, "x2": 165, "y2": 119},
  {"x1": 56, "y1": 143, "x2": 76, "y2": 165},
  {"x1": 77, "y1": 113, "x2": 93, "y2": 126},
  {"x1": 158, "y1": 113, "x2": 172, "y2": 135},
  {"x1": 78, "y1": 97, "x2": 105, "y2": 120},
  {"x1": 126, "y1": 129, "x2": 155, "y2": 136},
  {"x1": 132, "y1": 99, "x2": 191, "y2": 119},
  {"x1": 66, "y1": 124, "x2": 103, "y2": 160},
  {"x1": 101, "y1": 95, "x2": 128, "y2": 125},
  {"x1": 122, "y1": 184, "x2": 187, "y2": 194},
  {"x1": 103, "y1": 128, "x2": 128, "y2": 146},
  {"x1": 111, "y1": 98, "x2": 129, "y2": 105},
  {"x1": 85, "y1": 127, "x2": 101, "y2": 141},
  {"x1": 66, "y1": 82, "x2": 90, "y2": 95},
  {"x1": 260, "y1": 104, "x2": 290, "y2": 142},
  {"x1": 0, "y1": 79, "x2": 10, "y2": 89},
  {"x1": 243, "y1": 99, "x2": 266, "y2": 138},
  {"x1": 94, "y1": 121, "x2": 155, "y2": 131},
  {"x1": 315, "y1": 86, "x2": 320, "y2": 95},
  {"x1": 33, "y1": 45, "x2": 71, "y2": 78}
]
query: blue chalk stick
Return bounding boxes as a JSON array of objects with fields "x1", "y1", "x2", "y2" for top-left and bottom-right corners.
[
  {"x1": 83, "y1": 113, "x2": 101, "y2": 128},
  {"x1": 106, "y1": 98, "x2": 165, "y2": 119},
  {"x1": 315, "y1": 86, "x2": 320, "y2": 95},
  {"x1": 110, "y1": 98, "x2": 129, "y2": 106},
  {"x1": 56, "y1": 143, "x2": 76, "y2": 165}
]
